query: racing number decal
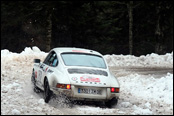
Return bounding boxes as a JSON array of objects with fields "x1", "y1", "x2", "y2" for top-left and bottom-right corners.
[
  {"x1": 35, "y1": 71, "x2": 37, "y2": 78},
  {"x1": 45, "y1": 67, "x2": 49, "y2": 72}
]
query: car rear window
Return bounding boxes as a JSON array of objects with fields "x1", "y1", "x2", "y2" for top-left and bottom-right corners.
[{"x1": 61, "y1": 53, "x2": 107, "y2": 69}]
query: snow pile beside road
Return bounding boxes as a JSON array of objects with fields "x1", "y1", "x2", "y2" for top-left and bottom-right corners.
[
  {"x1": 2, "y1": 46, "x2": 172, "y2": 68},
  {"x1": 1, "y1": 46, "x2": 47, "y2": 69},
  {"x1": 1, "y1": 46, "x2": 47, "y2": 61},
  {"x1": 104, "y1": 52, "x2": 173, "y2": 68},
  {"x1": 118, "y1": 73, "x2": 173, "y2": 105},
  {"x1": 117, "y1": 73, "x2": 173, "y2": 115}
]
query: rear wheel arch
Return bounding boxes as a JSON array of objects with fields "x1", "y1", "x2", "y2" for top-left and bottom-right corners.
[
  {"x1": 45, "y1": 74, "x2": 57, "y2": 88},
  {"x1": 44, "y1": 76, "x2": 52, "y2": 87},
  {"x1": 44, "y1": 76, "x2": 48, "y2": 85}
]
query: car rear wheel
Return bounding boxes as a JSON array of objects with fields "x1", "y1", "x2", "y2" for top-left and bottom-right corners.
[
  {"x1": 31, "y1": 70, "x2": 41, "y2": 93},
  {"x1": 44, "y1": 79, "x2": 52, "y2": 103},
  {"x1": 105, "y1": 97, "x2": 118, "y2": 108}
]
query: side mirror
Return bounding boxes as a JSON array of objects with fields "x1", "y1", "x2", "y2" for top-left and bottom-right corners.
[{"x1": 34, "y1": 59, "x2": 40, "y2": 63}]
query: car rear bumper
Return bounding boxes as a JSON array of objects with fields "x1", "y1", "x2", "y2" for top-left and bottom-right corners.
[{"x1": 50, "y1": 85, "x2": 119, "y2": 101}]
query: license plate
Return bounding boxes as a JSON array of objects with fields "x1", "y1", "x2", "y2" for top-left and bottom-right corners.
[{"x1": 78, "y1": 88, "x2": 102, "y2": 95}]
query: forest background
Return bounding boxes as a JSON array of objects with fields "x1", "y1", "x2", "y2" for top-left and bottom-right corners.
[{"x1": 1, "y1": 1, "x2": 173, "y2": 56}]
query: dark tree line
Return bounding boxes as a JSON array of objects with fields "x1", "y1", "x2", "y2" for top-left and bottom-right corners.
[{"x1": 1, "y1": 1, "x2": 173, "y2": 56}]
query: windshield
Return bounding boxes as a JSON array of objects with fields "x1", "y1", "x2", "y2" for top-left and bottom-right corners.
[{"x1": 61, "y1": 53, "x2": 106, "y2": 69}]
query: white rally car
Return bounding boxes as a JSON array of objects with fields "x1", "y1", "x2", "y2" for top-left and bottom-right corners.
[{"x1": 31, "y1": 47, "x2": 120, "y2": 107}]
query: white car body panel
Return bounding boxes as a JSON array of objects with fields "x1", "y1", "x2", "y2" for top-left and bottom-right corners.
[{"x1": 32, "y1": 47, "x2": 120, "y2": 102}]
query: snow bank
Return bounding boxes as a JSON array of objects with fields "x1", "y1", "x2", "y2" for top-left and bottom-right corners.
[
  {"x1": 104, "y1": 52, "x2": 173, "y2": 68},
  {"x1": 118, "y1": 73, "x2": 173, "y2": 105},
  {"x1": 117, "y1": 73, "x2": 173, "y2": 115},
  {"x1": 1, "y1": 46, "x2": 48, "y2": 70},
  {"x1": 1, "y1": 46, "x2": 173, "y2": 68},
  {"x1": 1, "y1": 46, "x2": 47, "y2": 59}
]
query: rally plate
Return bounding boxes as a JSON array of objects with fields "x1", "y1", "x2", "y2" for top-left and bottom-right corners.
[{"x1": 78, "y1": 88, "x2": 102, "y2": 95}]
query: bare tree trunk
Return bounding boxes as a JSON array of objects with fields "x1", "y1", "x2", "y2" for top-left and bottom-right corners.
[
  {"x1": 155, "y1": 2, "x2": 163, "y2": 54},
  {"x1": 171, "y1": 20, "x2": 173, "y2": 51},
  {"x1": 45, "y1": 13, "x2": 52, "y2": 52},
  {"x1": 170, "y1": 14, "x2": 173, "y2": 52},
  {"x1": 127, "y1": 1, "x2": 133, "y2": 55}
]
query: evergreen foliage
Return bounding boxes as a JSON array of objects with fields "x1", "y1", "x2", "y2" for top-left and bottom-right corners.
[{"x1": 1, "y1": 1, "x2": 173, "y2": 55}]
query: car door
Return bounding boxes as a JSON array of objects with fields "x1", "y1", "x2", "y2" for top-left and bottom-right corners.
[
  {"x1": 35, "y1": 51, "x2": 53, "y2": 87},
  {"x1": 37, "y1": 51, "x2": 58, "y2": 87}
]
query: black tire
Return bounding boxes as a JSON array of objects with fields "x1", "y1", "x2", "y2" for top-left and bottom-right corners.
[
  {"x1": 31, "y1": 70, "x2": 41, "y2": 93},
  {"x1": 44, "y1": 79, "x2": 52, "y2": 103},
  {"x1": 105, "y1": 97, "x2": 118, "y2": 108}
]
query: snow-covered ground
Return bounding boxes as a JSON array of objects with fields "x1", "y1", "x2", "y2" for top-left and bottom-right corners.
[{"x1": 1, "y1": 46, "x2": 173, "y2": 115}]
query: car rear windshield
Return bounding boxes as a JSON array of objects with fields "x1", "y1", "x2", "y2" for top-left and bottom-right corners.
[{"x1": 61, "y1": 53, "x2": 107, "y2": 69}]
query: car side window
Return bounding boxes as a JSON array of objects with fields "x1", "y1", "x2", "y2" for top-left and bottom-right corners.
[
  {"x1": 52, "y1": 58, "x2": 58, "y2": 66},
  {"x1": 44, "y1": 51, "x2": 58, "y2": 67},
  {"x1": 43, "y1": 52, "x2": 53, "y2": 65}
]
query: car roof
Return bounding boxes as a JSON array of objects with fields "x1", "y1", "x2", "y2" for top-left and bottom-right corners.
[{"x1": 52, "y1": 47, "x2": 103, "y2": 56}]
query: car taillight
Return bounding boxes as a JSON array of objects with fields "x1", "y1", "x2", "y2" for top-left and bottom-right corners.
[
  {"x1": 56, "y1": 83, "x2": 71, "y2": 89},
  {"x1": 66, "y1": 84, "x2": 71, "y2": 89},
  {"x1": 111, "y1": 88, "x2": 115, "y2": 92},
  {"x1": 111, "y1": 88, "x2": 119, "y2": 93},
  {"x1": 56, "y1": 84, "x2": 65, "y2": 88}
]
